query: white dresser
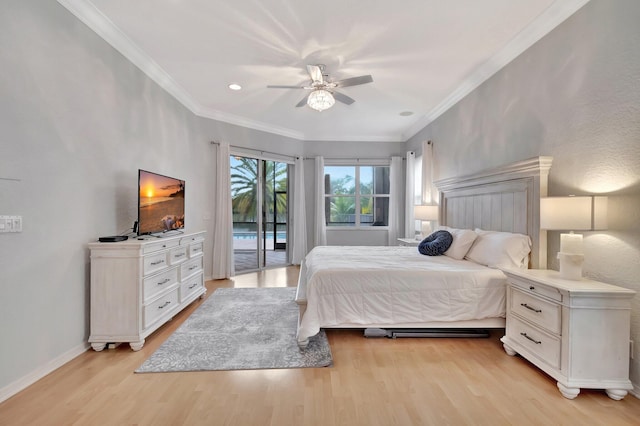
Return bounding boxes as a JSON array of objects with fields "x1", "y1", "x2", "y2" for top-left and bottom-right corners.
[
  {"x1": 500, "y1": 269, "x2": 635, "y2": 400},
  {"x1": 88, "y1": 231, "x2": 206, "y2": 351}
]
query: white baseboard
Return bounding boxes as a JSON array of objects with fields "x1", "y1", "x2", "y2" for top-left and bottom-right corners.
[
  {"x1": 0, "y1": 342, "x2": 89, "y2": 404},
  {"x1": 630, "y1": 382, "x2": 640, "y2": 399}
]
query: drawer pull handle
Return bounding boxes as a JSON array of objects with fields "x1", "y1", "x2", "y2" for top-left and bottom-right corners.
[
  {"x1": 188, "y1": 283, "x2": 198, "y2": 289},
  {"x1": 520, "y1": 303, "x2": 542, "y2": 313},
  {"x1": 189, "y1": 266, "x2": 198, "y2": 271},
  {"x1": 157, "y1": 278, "x2": 171, "y2": 286},
  {"x1": 158, "y1": 301, "x2": 171, "y2": 309},
  {"x1": 529, "y1": 286, "x2": 535, "y2": 290},
  {"x1": 520, "y1": 332, "x2": 541, "y2": 345},
  {"x1": 175, "y1": 253, "x2": 185, "y2": 258},
  {"x1": 150, "y1": 260, "x2": 165, "y2": 266}
]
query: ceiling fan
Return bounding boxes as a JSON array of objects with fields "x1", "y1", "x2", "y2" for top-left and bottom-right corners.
[{"x1": 267, "y1": 64, "x2": 373, "y2": 112}]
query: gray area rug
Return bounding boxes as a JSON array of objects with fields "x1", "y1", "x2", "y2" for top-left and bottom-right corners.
[{"x1": 136, "y1": 287, "x2": 332, "y2": 372}]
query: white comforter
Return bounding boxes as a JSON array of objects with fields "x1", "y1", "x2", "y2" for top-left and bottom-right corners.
[{"x1": 297, "y1": 246, "x2": 507, "y2": 343}]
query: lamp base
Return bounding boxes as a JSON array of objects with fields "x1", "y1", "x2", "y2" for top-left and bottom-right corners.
[
  {"x1": 557, "y1": 252, "x2": 584, "y2": 280},
  {"x1": 420, "y1": 222, "x2": 433, "y2": 239}
]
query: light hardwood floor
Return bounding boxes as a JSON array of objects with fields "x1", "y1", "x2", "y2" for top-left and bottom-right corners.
[{"x1": 1, "y1": 266, "x2": 639, "y2": 425}]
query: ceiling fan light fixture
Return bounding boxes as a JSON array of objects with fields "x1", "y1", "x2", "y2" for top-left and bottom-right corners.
[{"x1": 307, "y1": 89, "x2": 335, "y2": 112}]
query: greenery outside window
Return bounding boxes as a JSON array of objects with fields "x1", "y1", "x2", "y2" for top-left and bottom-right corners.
[{"x1": 324, "y1": 164, "x2": 390, "y2": 227}]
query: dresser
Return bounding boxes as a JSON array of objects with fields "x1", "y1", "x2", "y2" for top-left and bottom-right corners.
[
  {"x1": 88, "y1": 231, "x2": 206, "y2": 351},
  {"x1": 500, "y1": 269, "x2": 635, "y2": 400}
]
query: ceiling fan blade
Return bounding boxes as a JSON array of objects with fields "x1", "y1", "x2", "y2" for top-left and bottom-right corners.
[
  {"x1": 307, "y1": 65, "x2": 324, "y2": 84},
  {"x1": 295, "y1": 95, "x2": 309, "y2": 108},
  {"x1": 334, "y1": 75, "x2": 373, "y2": 88},
  {"x1": 332, "y1": 91, "x2": 356, "y2": 105},
  {"x1": 267, "y1": 85, "x2": 305, "y2": 89}
]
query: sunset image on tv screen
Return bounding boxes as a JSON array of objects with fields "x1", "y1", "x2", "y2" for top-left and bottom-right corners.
[{"x1": 138, "y1": 170, "x2": 185, "y2": 234}]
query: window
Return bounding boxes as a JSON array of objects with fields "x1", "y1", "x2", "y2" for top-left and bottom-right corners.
[{"x1": 324, "y1": 165, "x2": 390, "y2": 227}]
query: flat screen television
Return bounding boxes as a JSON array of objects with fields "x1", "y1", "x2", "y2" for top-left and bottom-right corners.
[{"x1": 138, "y1": 169, "x2": 185, "y2": 235}]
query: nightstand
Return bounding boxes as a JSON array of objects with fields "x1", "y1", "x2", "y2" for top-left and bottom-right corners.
[
  {"x1": 397, "y1": 238, "x2": 420, "y2": 247},
  {"x1": 500, "y1": 268, "x2": 635, "y2": 400}
]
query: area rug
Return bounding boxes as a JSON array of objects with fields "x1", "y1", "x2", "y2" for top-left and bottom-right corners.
[{"x1": 135, "y1": 287, "x2": 332, "y2": 372}]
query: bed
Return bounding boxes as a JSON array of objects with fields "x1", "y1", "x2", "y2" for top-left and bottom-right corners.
[{"x1": 296, "y1": 156, "x2": 553, "y2": 347}]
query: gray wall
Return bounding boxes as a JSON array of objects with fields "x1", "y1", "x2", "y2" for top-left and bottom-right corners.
[
  {"x1": 0, "y1": 0, "x2": 398, "y2": 395},
  {"x1": 407, "y1": 0, "x2": 640, "y2": 388},
  {"x1": 2, "y1": 0, "x2": 639, "y2": 399},
  {"x1": 0, "y1": 0, "x2": 213, "y2": 392}
]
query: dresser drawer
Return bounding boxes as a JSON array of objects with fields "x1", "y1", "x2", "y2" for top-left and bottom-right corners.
[
  {"x1": 143, "y1": 288, "x2": 179, "y2": 329},
  {"x1": 169, "y1": 246, "x2": 188, "y2": 265},
  {"x1": 507, "y1": 315, "x2": 561, "y2": 369},
  {"x1": 142, "y1": 239, "x2": 179, "y2": 254},
  {"x1": 510, "y1": 287, "x2": 561, "y2": 335},
  {"x1": 180, "y1": 256, "x2": 203, "y2": 279},
  {"x1": 143, "y1": 267, "x2": 179, "y2": 302},
  {"x1": 188, "y1": 241, "x2": 204, "y2": 258},
  {"x1": 143, "y1": 252, "x2": 168, "y2": 276},
  {"x1": 180, "y1": 272, "x2": 203, "y2": 302}
]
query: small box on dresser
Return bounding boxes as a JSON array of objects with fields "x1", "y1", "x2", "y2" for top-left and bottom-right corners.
[
  {"x1": 88, "y1": 231, "x2": 206, "y2": 351},
  {"x1": 500, "y1": 268, "x2": 635, "y2": 400}
]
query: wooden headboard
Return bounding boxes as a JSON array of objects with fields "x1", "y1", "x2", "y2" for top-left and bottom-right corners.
[{"x1": 434, "y1": 156, "x2": 553, "y2": 269}]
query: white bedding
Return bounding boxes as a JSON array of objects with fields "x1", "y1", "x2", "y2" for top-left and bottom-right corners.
[{"x1": 297, "y1": 246, "x2": 508, "y2": 343}]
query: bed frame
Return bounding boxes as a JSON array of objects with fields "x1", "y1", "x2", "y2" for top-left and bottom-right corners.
[{"x1": 295, "y1": 156, "x2": 552, "y2": 344}]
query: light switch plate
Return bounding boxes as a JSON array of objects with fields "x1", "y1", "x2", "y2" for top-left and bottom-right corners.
[{"x1": 0, "y1": 215, "x2": 22, "y2": 233}]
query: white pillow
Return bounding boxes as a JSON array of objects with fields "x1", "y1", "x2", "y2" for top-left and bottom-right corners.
[
  {"x1": 465, "y1": 228, "x2": 531, "y2": 269},
  {"x1": 437, "y1": 226, "x2": 478, "y2": 260}
]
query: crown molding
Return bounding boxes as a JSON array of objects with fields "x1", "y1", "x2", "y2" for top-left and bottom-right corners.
[
  {"x1": 196, "y1": 107, "x2": 305, "y2": 140},
  {"x1": 57, "y1": 0, "x2": 203, "y2": 113},
  {"x1": 57, "y1": 0, "x2": 309, "y2": 140},
  {"x1": 403, "y1": 0, "x2": 591, "y2": 141},
  {"x1": 59, "y1": 0, "x2": 589, "y2": 143}
]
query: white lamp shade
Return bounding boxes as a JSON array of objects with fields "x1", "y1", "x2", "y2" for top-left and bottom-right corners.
[
  {"x1": 540, "y1": 196, "x2": 607, "y2": 231},
  {"x1": 307, "y1": 89, "x2": 335, "y2": 111},
  {"x1": 414, "y1": 205, "x2": 439, "y2": 221},
  {"x1": 592, "y1": 196, "x2": 608, "y2": 230}
]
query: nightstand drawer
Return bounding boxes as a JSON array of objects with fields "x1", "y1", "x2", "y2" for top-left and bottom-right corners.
[
  {"x1": 508, "y1": 275, "x2": 562, "y2": 302},
  {"x1": 507, "y1": 315, "x2": 560, "y2": 369},
  {"x1": 510, "y1": 287, "x2": 561, "y2": 335}
]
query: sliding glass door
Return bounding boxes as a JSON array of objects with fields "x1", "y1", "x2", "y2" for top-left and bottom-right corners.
[{"x1": 231, "y1": 155, "x2": 288, "y2": 273}]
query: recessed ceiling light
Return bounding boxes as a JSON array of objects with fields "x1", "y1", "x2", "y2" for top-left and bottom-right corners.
[
  {"x1": 399, "y1": 111, "x2": 414, "y2": 116},
  {"x1": 228, "y1": 83, "x2": 242, "y2": 91}
]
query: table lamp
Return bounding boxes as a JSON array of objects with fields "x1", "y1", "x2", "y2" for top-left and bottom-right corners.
[
  {"x1": 540, "y1": 196, "x2": 607, "y2": 280},
  {"x1": 414, "y1": 205, "x2": 439, "y2": 239}
]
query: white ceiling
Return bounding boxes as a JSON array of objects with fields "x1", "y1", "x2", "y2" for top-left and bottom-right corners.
[{"x1": 59, "y1": 0, "x2": 589, "y2": 142}]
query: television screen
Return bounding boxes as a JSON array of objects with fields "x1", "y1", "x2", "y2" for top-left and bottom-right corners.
[{"x1": 138, "y1": 169, "x2": 185, "y2": 235}]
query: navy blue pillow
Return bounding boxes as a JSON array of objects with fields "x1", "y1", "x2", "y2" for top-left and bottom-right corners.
[{"x1": 418, "y1": 230, "x2": 453, "y2": 256}]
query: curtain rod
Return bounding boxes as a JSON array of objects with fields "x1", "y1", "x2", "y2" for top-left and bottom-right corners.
[
  {"x1": 210, "y1": 142, "x2": 406, "y2": 162},
  {"x1": 302, "y1": 157, "x2": 406, "y2": 161},
  {"x1": 210, "y1": 141, "x2": 299, "y2": 161}
]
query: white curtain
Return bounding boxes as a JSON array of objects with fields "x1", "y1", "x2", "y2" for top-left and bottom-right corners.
[
  {"x1": 211, "y1": 142, "x2": 234, "y2": 279},
  {"x1": 388, "y1": 156, "x2": 403, "y2": 245},
  {"x1": 314, "y1": 156, "x2": 327, "y2": 246},
  {"x1": 404, "y1": 151, "x2": 415, "y2": 238},
  {"x1": 422, "y1": 140, "x2": 436, "y2": 204},
  {"x1": 291, "y1": 157, "x2": 307, "y2": 264}
]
